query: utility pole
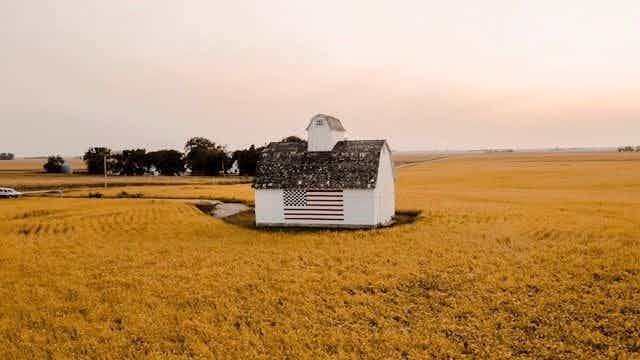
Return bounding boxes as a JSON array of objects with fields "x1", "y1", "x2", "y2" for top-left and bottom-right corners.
[{"x1": 104, "y1": 154, "x2": 107, "y2": 189}]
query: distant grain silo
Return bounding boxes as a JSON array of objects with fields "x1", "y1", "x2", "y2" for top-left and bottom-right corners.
[{"x1": 61, "y1": 162, "x2": 73, "y2": 174}]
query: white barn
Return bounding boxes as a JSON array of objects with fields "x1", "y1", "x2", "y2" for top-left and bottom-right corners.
[{"x1": 253, "y1": 114, "x2": 395, "y2": 228}]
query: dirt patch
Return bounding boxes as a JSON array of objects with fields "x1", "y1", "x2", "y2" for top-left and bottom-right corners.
[
  {"x1": 204, "y1": 208, "x2": 422, "y2": 232},
  {"x1": 392, "y1": 210, "x2": 423, "y2": 226},
  {"x1": 194, "y1": 201, "x2": 250, "y2": 219}
]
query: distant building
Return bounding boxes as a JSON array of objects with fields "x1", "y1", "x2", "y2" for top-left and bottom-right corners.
[
  {"x1": 227, "y1": 160, "x2": 240, "y2": 175},
  {"x1": 146, "y1": 165, "x2": 160, "y2": 176},
  {"x1": 253, "y1": 114, "x2": 395, "y2": 228}
]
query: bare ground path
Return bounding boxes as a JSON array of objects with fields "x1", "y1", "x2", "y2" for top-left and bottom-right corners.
[{"x1": 395, "y1": 155, "x2": 450, "y2": 168}]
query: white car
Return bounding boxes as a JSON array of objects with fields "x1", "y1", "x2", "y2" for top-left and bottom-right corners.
[{"x1": 0, "y1": 187, "x2": 22, "y2": 198}]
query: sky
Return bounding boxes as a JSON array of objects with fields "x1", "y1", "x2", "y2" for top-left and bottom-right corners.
[{"x1": 1, "y1": 0, "x2": 639, "y2": 156}]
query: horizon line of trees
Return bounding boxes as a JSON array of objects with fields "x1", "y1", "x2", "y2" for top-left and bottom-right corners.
[
  {"x1": 67, "y1": 136, "x2": 307, "y2": 176},
  {"x1": 617, "y1": 146, "x2": 640, "y2": 153},
  {"x1": 0, "y1": 152, "x2": 15, "y2": 160},
  {"x1": 33, "y1": 138, "x2": 640, "y2": 174}
]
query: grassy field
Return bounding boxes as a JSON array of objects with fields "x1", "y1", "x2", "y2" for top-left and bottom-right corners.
[
  {"x1": 0, "y1": 159, "x2": 251, "y2": 191},
  {"x1": 0, "y1": 158, "x2": 86, "y2": 172},
  {"x1": 1, "y1": 152, "x2": 639, "y2": 358},
  {"x1": 0, "y1": 158, "x2": 254, "y2": 191},
  {"x1": 63, "y1": 184, "x2": 254, "y2": 204}
]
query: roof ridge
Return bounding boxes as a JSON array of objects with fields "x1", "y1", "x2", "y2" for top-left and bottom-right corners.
[{"x1": 305, "y1": 114, "x2": 346, "y2": 131}]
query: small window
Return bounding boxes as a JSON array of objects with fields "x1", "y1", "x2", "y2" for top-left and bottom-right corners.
[{"x1": 315, "y1": 119, "x2": 323, "y2": 126}]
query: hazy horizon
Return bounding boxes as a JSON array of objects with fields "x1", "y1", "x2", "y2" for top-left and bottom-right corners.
[{"x1": 2, "y1": 1, "x2": 639, "y2": 157}]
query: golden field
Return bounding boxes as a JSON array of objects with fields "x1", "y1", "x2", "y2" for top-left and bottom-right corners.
[
  {"x1": 1, "y1": 152, "x2": 639, "y2": 358},
  {"x1": 0, "y1": 158, "x2": 251, "y2": 191},
  {"x1": 0, "y1": 158, "x2": 86, "y2": 172}
]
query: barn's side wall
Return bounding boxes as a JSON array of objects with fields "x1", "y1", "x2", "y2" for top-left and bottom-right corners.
[
  {"x1": 343, "y1": 190, "x2": 376, "y2": 225},
  {"x1": 374, "y1": 145, "x2": 396, "y2": 225},
  {"x1": 255, "y1": 189, "x2": 284, "y2": 224}
]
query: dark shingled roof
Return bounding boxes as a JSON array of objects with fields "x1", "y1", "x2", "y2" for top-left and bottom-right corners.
[{"x1": 253, "y1": 140, "x2": 388, "y2": 190}]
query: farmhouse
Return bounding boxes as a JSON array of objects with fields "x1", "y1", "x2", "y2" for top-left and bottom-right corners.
[{"x1": 253, "y1": 114, "x2": 395, "y2": 228}]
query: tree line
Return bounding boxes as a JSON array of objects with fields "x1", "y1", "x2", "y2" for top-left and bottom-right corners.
[
  {"x1": 43, "y1": 136, "x2": 306, "y2": 175},
  {"x1": 80, "y1": 138, "x2": 262, "y2": 176},
  {"x1": 617, "y1": 146, "x2": 640, "y2": 152}
]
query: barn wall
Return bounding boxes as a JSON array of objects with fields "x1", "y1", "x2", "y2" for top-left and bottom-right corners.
[
  {"x1": 343, "y1": 190, "x2": 376, "y2": 225},
  {"x1": 255, "y1": 188, "x2": 377, "y2": 227},
  {"x1": 276, "y1": 189, "x2": 375, "y2": 226},
  {"x1": 255, "y1": 189, "x2": 284, "y2": 224},
  {"x1": 375, "y1": 145, "x2": 396, "y2": 225}
]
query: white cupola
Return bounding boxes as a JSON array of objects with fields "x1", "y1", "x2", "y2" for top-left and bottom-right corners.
[{"x1": 305, "y1": 114, "x2": 346, "y2": 152}]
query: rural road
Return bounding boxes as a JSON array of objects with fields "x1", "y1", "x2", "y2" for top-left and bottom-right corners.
[{"x1": 395, "y1": 156, "x2": 449, "y2": 169}]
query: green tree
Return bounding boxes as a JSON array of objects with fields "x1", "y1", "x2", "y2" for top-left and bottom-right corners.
[
  {"x1": 618, "y1": 146, "x2": 635, "y2": 153},
  {"x1": 83, "y1": 147, "x2": 112, "y2": 175},
  {"x1": 111, "y1": 149, "x2": 148, "y2": 176},
  {"x1": 184, "y1": 137, "x2": 229, "y2": 176},
  {"x1": 43, "y1": 155, "x2": 65, "y2": 173},
  {"x1": 281, "y1": 136, "x2": 307, "y2": 144},
  {"x1": 146, "y1": 150, "x2": 185, "y2": 176},
  {"x1": 0, "y1": 153, "x2": 15, "y2": 160}
]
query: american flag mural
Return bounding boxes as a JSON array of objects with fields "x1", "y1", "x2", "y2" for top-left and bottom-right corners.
[{"x1": 283, "y1": 189, "x2": 344, "y2": 221}]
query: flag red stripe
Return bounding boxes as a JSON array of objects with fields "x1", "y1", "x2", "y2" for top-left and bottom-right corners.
[
  {"x1": 304, "y1": 190, "x2": 343, "y2": 193},
  {"x1": 291, "y1": 204, "x2": 343, "y2": 207},
  {"x1": 284, "y1": 213, "x2": 344, "y2": 217},
  {"x1": 284, "y1": 208, "x2": 343, "y2": 212},
  {"x1": 284, "y1": 217, "x2": 344, "y2": 220}
]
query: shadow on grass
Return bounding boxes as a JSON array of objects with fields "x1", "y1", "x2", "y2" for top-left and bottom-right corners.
[{"x1": 209, "y1": 208, "x2": 422, "y2": 233}]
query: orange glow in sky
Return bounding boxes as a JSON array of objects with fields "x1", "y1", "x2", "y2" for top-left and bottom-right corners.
[{"x1": 2, "y1": 1, "x2": 639, "y2": 155}]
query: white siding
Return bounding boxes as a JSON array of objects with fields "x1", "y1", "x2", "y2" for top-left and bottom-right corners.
[
  {"x1": 307, "y1": 123, "x2": 345, "y2": 152},
  {"x1": 255, "y1": 189, "x2": 284, "y2": 224},
  {"x1": 374, "y1": 144, "x2": 396, "y2": 225},
  {"x1": 343, "y1": 190, "x2": 376, "y2": 225},
  {"x1": 255, "y1": 188, "x2": 378, "y2": 228}
]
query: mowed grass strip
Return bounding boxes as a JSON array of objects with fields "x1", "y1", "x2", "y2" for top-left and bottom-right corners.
[
  {"x1": 0, "y1": 152, "x2": 639, "y2": 358},
  {"x1": 63, "y1": 184, "x2": 254, "y2": 204}
]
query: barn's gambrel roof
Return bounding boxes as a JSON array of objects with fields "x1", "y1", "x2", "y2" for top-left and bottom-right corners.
[
  {"x1": 305, "y1": 114, "x2": 346, "y2": 132},
  {"x1": 253, "y1": 140, "x2": 388, "y2": 190}
]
